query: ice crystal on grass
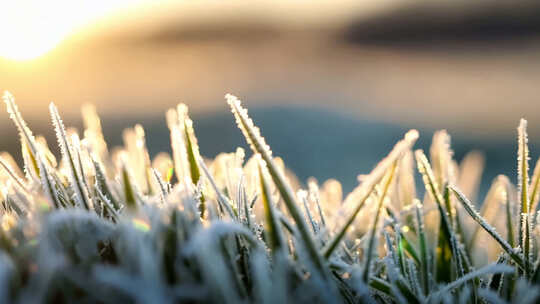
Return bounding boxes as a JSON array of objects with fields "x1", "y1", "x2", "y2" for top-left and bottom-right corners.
[{"x1": 0, "y1": 92, "x2": 540, "y2": 303}]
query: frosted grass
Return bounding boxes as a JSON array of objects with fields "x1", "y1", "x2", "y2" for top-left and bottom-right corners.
[{"x1": 0, "y1": 92, "x2": 539, "y2": 303}]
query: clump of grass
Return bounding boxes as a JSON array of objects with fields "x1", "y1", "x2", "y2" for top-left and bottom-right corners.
[{"x1": 0, "y1": 91, "x2": 539, "y2": 303}]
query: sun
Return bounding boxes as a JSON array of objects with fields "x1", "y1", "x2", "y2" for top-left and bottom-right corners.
[{"x1": 0, "y1": 1, "x2": 146, "y2": 61}]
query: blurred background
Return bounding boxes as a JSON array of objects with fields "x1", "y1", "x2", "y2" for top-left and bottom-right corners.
[{"x1": 2, "y1": 0, "x2": 540, "y2": 195}]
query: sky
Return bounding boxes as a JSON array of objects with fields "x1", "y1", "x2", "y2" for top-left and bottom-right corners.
[
  {"x1": 0, "y1": 0, "x2": 151, "y2": 60},
  {"x1": 0, "y1": 0, "x2": 392, "y2": 60}
]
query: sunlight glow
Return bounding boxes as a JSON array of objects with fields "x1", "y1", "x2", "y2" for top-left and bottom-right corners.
[{"x1": 0, "y1": 1, "x2": 147, "y2": 60}]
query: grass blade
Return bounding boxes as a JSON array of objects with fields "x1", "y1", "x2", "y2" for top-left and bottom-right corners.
[
  {"x1": 152, "y1": 168, "x2": 169, "y2": 204},
  {"x1": 198, "y1": 157, "x2": 236, "y2": 218},
  {"x1": 450, "y1": 186, "x2": 525, "y2": 270},
  {"x1": 37, "y1": 158, "x2": 61, "y2": 208},
  {"x1": 258, "y1": 158, "x2": 286, "y2": 253},
  {"x1": 179, "y1": 105, "x2": 205, "y2": 214},
  {"x1": 4, "y1": 92, "x2": 41, "y2": 180},
  {"x1": 529, "y1": 157, "x2": 540, "y2": 213},
  {"x1": 0, "y1": 157, "x2": 28, "y2": 193},
  {"x1": 92, "y1": 158, "x2": 120, "y2": 210},
  {"x1": 415, "y1": 150, "x2": 464, "y2": 281},
  {"x1": 121, "y1": 163, "x2": 137, "y2": 209},
  {"x1": 414, "y1": 200, "x2": 430, "y2": 295},
  {"x1": 430, "y1": 263, "x2": 514, "y2": 300},
  {"x1": 518, "y1": 119, "x2": 530, "y2": 215},
  {"x1": 49, "y1": 103, "x2": 91, "y2": 210},
  {"x1": 517, "y1": 119, "x2": 531, "y2": 277},
  {"x1": 226, "y1": 94, "x2": 328, "y2": 276},
  {"x1": 323, "y1": 130, "x2": 418, "y2": 259},
  {"x1": 363, "y1": 161, "x2": 398, "y2": 281}
]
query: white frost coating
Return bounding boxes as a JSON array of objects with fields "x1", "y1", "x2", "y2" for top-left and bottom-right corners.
[
  {"x1": 322, "y1": 129, "x2": 418, "y2": 259},
  {"x1": 3, "y1": 94, "x2": 62, "y2": 207},
  {"x1": 430, "y1": 263, "x2": 514, "y2": 299},
  {"x1": 430, "y1": 130, "x2": 454, "y2": 187},
  {"x1": 2, "y1": 92, "x2": 539, "y2": 303},
  {"x1": 226, "y1": 94, "x2": 327, "y2": 275},
  {"x1": 517, "y1": 119, "x2": 532, "y2": 274},
  {"x1": 344, "y1": 130, "x2": 418, "y2": 208},
  {"x1": 167, "y1": 108, "x2": 188, "y2": 184},
  {"x1": 50, "y1": 102, "x2": 91, "y2": 210},
  {"x1": 415, "y1": 150, "x2": 445, "y2": 207},
  {"x1": 3, "y1": 91, "x2": 39, "y2": 155},
  {"x1": 4, "y1": 91, "x2": 43, "y2": 182},
  {"x1": 198, "y1": 156, "x2": 235, "y2": 218},
  {"x1": 226, "y1": 94, "x2": 273, "y2": 157},
  {"x1": 152, "y1": 168, "x2": 168, "y2": 204},
  {"x1": 450, "y1": 185, "x2": 525, "y2": 269},
  {"x1": 167, "y1": 104, "x2": 202, "y2": 185},
  {"x1": 38, "y1": 158, "x2": 60, "y2": 208},
  {"x1": 529, "y1": 156, "x2": 540, "y2": 213},
  {"x1": 398, "y1": 150, "x2": 416, "y2": 208},
  {"x1": 178, "y1": 104, "x2": 201, "y2": 161},
  {"x1": 517, "y1": 118, "x2": 530, "y2": 213},
  {"x1": 406, "y1": 259, "x2": 422, "y2": 297},
  {"x1": 0, "y1": 156, "x2": 28, "y2": 192}
]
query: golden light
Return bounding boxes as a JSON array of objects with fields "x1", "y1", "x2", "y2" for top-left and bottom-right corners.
[{"x1": 0, "y1": 1, "x2": 148, "y2": 61}]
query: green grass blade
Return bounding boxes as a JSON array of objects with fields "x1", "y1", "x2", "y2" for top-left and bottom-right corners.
[
  {"x1": 21, "y1": 141, "x2": 40, "y2": 181},
  {"x1": 435, "y1": 186, "x2": 454, "y2": 282},
  {"x1": 226, "y1": 94, "x2": 327, "y2": 276},
  {"x1": 518, "y1": 119, "x2": 530, "y2": 215},
  {"x1": 450, "y1": 186, "x2": 525, "y2": 270},
  {"x1": 92, "y1": 158, "x2": 120, "y2": 210},
  {"x1": 430, "y1": 263, "x2": 514, "y2": 300},
  {"x1": 468, "y1": 176, "x2": 510, "y2": 249},
  {"x1": 395, "y1": 228, "x2": 420, "y2": 265},
  {"x1": 298, "y1": 190, "x2": 317, "y2": 234},
  {"x1": 181, "y1": 106, "x2": 202, "y2": 185},
  {"x1": 0, "y1": 157, "x2": 28, "y2": 193},
  {"x1": 258, "y1": 159, "x2": 286, "y2": 253},
  {"x1": 37, "y1": 158, "x2": 61, "y2": 209},
  {"x1": 529, "y1": 157, "x2": 540, "y2": 213},
  {"x1": 517, "y1": 119, "x2": 531, "y2": 277},
  {"x1": 4, "y1": 92, "x2": 41, "y2": 180},
  {"x1": 3, "y1": 92, "x2": 39, "y2": 163},
  {"x1": 166, "y1": 108, "x2": 189, "y2": 185},
  {"x1": 121, "y1": 164, "x2": 137, "y2": 209},
  {"x1": 323, "y1": 130, "x2": 418, "y2": 259},
  {"x1": 96, "y1": 187, "x2": 120, "y2": 221},
  {"x1": 49, "y1": 103, "x2": 91, "y2": 210},
  {"x1": 415, "y1": 150, "x2": 463, "y2": 281},
  {"x1": 369, "y1": 277, "x2": 392, "y2": 297},
  {"x1": 414, "y1": 201, "x2": 430, "y2": 295},
  {"x1": 180, "y1": 105, "x2": 205, "y2": 214},
  {"x1": 198, "y1": 157, "x2": 236, "y2": 218},
  {"x1": 239, "y1": 177, "x2": 253, "y2": 230},
  {"x1": 395, "y1": 231, "x2": 406, "y2": 275},
  {"x1": 307, "y1": 180, "x2": 327, "y2": 228},
  {"x1": 363, "y1": 161, "x2": 398, "y2": 281}
]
